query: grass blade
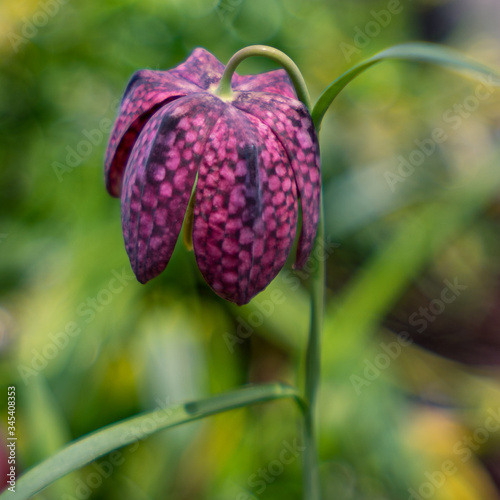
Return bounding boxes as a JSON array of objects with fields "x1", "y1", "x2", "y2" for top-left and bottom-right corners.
[
  {"x1": 312, "y1": 42, "x2": 500, "y2": 130},
  {"x1": 5, "y1": 383, "x2": 302, "y2": 500}
]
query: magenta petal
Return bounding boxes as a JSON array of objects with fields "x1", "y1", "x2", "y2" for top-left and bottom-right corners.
[
  {"x1": 232, "y1": 92, "x2": 321, "y2": 268},
  {"x1": 121, "y1": 93, "x2": 225, "y2": 283},
  {"x1": 170, "y1": 47, "x2": 225, "y2": 89},
  {"x1": 192, "y1": 106, "x2": 298, "y2": 305},
  {"x1": 105, "y1": 72, "x2": 197, "y2": 197},
  {"x1": 105, "y1": 49, "x2": 226, "y2": 198},
  {"x1": 234, "y1": 69, "x2": 297, "y2": 99}
]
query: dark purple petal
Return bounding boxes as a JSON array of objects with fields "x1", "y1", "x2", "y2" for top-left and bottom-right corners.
[
  {"x1": 121, "y1": 93, "x2": 225, "y2": 283},
  {"x1": 232, "y1": 92, "x2": 321, "y2": 268},
  {"x1": 105, "y1": 49, "x2": 225, "y2": 197},
  {"x1": 234, "y1": 69, "x2": 297, "y2": 99},
  {"x1": 105, "y1": 73, "x2": 196, "y2": 197},
  {"x1": 170, "y1": 47, "x2": 225, "y2": 89},
  {"x1": 192, "y1": 105, "x2": 298, "y2": 305}
]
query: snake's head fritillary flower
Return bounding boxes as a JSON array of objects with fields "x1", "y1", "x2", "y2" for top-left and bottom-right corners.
[{"x1": 105, "y1": 48, "x2": 320, "y2": 305}]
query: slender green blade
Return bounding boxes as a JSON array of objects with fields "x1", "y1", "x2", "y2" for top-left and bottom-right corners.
[
  {"x1": 312, "y1": 42, "x2": 500, "y2": 130},
  {"x1": 6, "y1": 383, "x2": 302, "y2": 500}
]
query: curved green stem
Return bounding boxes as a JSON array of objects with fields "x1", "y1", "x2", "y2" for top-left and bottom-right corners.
[
  {"x1": 302, "y1": 197, "x2": 325, "y2": 500},
  {"x1": 215, "y1": 45, "x2": 311, "y2": 110}
]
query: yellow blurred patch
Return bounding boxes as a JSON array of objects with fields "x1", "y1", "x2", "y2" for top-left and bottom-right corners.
[
  {"x1": 406, "y1": 407, "x2": 500, "y2": 500},
  {"x1": 0, "y1": 0, "x2": 39, "y2": 50}
]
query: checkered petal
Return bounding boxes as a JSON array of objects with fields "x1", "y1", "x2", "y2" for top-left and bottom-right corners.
[
  {"x1": 121, "y1": 93, "x2": 225, "y2": 283},
  {"x1": 170, "y1": 47, "x2": 225, "y2": 89},
  {"x1": 192, "y1": 105, "x2": 298, "y2": 305},
  {"x1": 105, "y1": 48, "x2": 225, "y2": 197},
  {"x1": 232, "y1": 92, "x2": 321, "y2": 268}
]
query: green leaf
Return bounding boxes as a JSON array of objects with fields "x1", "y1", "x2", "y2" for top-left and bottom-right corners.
[
  {"x1": 5, "y1": 383, "x2": 302, "y2": 500},
  {"x1": 312, "y1": 42, "x2": 500, "y2": 130}
]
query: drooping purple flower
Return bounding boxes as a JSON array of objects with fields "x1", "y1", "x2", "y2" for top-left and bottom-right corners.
[{"x1": 105, "y1": 48, "x2": 320, "y2": 305}]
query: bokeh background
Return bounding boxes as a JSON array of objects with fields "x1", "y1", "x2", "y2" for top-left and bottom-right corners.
[{"x1": 2, "y1": 0, "x2": 500, "y2": 498}]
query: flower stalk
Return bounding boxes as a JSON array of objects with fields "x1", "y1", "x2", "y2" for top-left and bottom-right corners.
[
  {"x1": 216, "y1": 45, "x2": 312, "y2": 110},
  {"x1": 302, "y1": 198, "x2": 325, "y2": 500}
]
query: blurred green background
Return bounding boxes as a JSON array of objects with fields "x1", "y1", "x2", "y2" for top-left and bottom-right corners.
[{"x1": 2, "y1": 0, "x2": 500, "y2": 498}]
